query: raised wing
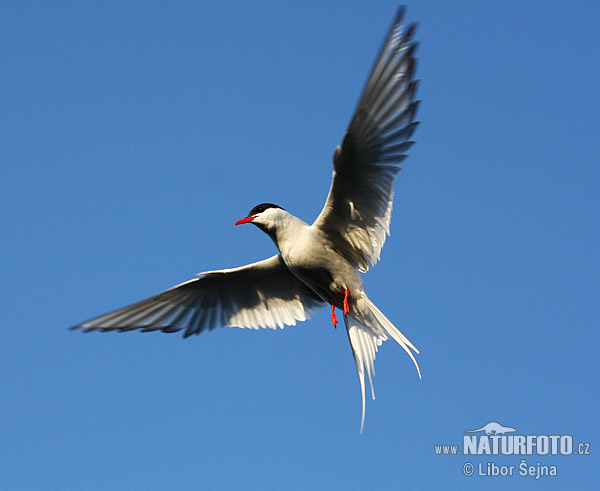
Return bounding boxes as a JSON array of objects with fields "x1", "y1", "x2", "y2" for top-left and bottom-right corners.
[
  {"x1": 313, "y1": 7, "x2": 419, "y2": 272},
  {"x1": 72, "y1": 255, "x2": 325, "y2": 336}
]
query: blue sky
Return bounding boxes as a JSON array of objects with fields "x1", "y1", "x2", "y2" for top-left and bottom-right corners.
[{"x1": 2, "y1": 1, "x2": 598, "y2": 489}]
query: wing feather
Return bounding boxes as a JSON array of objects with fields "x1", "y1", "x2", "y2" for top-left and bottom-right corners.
[
  {"x1": 313, "y1": 7, "x2": 420, "y2": 272},
  {"x1": 72, "y1": 255, "x2": 325, "y2": 336}
]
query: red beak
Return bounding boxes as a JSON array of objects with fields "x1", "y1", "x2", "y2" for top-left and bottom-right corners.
[{"x1": 234, "y1": 216, "x2": 256, "y2": 226}]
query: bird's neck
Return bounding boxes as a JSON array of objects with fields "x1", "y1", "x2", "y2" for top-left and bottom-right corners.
[{"x1": 262, "y1": 214, "x2": 308, "y2": 252}]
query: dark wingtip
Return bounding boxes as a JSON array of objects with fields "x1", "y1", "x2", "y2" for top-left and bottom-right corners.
[
  {"x1": 70, "y1": 321, "x2": 100, "y2": 333},
  {"x1": 411, "y1": 99, "x2": 422, "y2": 118},
  {"x1": 406, "y1": 21, "x2": 418, "y2": 38},
  {"x1": 395, "y1": 5, "x2": 406, "y2": 24},
  {"x1": 408, "y1": 41, "x2": 420, "y2": 56},
  {"x1": 70, "y1": 324, "x2": 92, "y2": 332},
  {"x1": 408, "y1": 121, "x2": 421, "y2": 139}
]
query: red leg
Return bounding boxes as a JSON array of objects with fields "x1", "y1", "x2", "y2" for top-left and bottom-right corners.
[
  {"x1": 330, "y1": 305, "x2": 338, "y2": 327},
  {"x1": 343, "y1": 288, "x2": 350, "y2": 315}
]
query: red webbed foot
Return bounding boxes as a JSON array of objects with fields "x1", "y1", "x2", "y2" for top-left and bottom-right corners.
[
  {"x1": 330, "y1": 304, "x2": 338, "y2": 327},
  {"x1": 343, "y1": 288, "x2": 350, "y2": 315}
]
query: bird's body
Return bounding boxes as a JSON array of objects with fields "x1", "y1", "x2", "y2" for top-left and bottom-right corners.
[
  {"x1": 260, "y1": 209, "x2": 361, "y2": 308},
  {"x1": 73, "y1": 6, "x2": 421, "y2": 431}
]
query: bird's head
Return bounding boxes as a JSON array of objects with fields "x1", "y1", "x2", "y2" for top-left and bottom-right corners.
[{"x1": 234, "y1": 203, "x2": 286, "y2": 230}]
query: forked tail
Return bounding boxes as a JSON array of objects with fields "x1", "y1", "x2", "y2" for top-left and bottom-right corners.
[{"x1": 344, "y1": 293, "x2": 421, "y2": 433}]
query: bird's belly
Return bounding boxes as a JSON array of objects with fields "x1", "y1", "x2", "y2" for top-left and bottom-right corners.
[
  {"x1": 282, "y1": 245, "x2": 362, "y2": 306},
  {"x1": 288, "y1": 264, "x2": 335, "y2": 302}
]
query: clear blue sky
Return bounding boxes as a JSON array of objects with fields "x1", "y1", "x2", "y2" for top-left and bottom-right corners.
[{"x1": 2, "y1": 1, "x2": 598, "y2": 489}]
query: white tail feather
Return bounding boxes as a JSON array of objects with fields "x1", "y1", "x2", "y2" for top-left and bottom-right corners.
[
  {"x1": 361, "y1": 294, "x2": 421, "y2": 379},
  {"x1": 344, "y1": 293, "x2": 421, "y2": 433},
  {"x1": 345, "y1": 315, "x2": 384, "y2": 433}
]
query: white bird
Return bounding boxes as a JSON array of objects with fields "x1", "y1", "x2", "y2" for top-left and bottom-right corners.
[{"x1": 73, "y1": 6, "x2": 421, "y2": 432}]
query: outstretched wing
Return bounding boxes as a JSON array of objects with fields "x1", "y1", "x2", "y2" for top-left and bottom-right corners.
[
  {"x1": 313, "y1": 7, "x2": 419, "y2": 272},
  {"x1": 72, "y1": 255, "x2": 325, "y2": 336}
]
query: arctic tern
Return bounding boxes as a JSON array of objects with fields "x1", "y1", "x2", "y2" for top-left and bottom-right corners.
[{"x1": 73, "y1": 6, "x2": 421, "y2": 431}]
